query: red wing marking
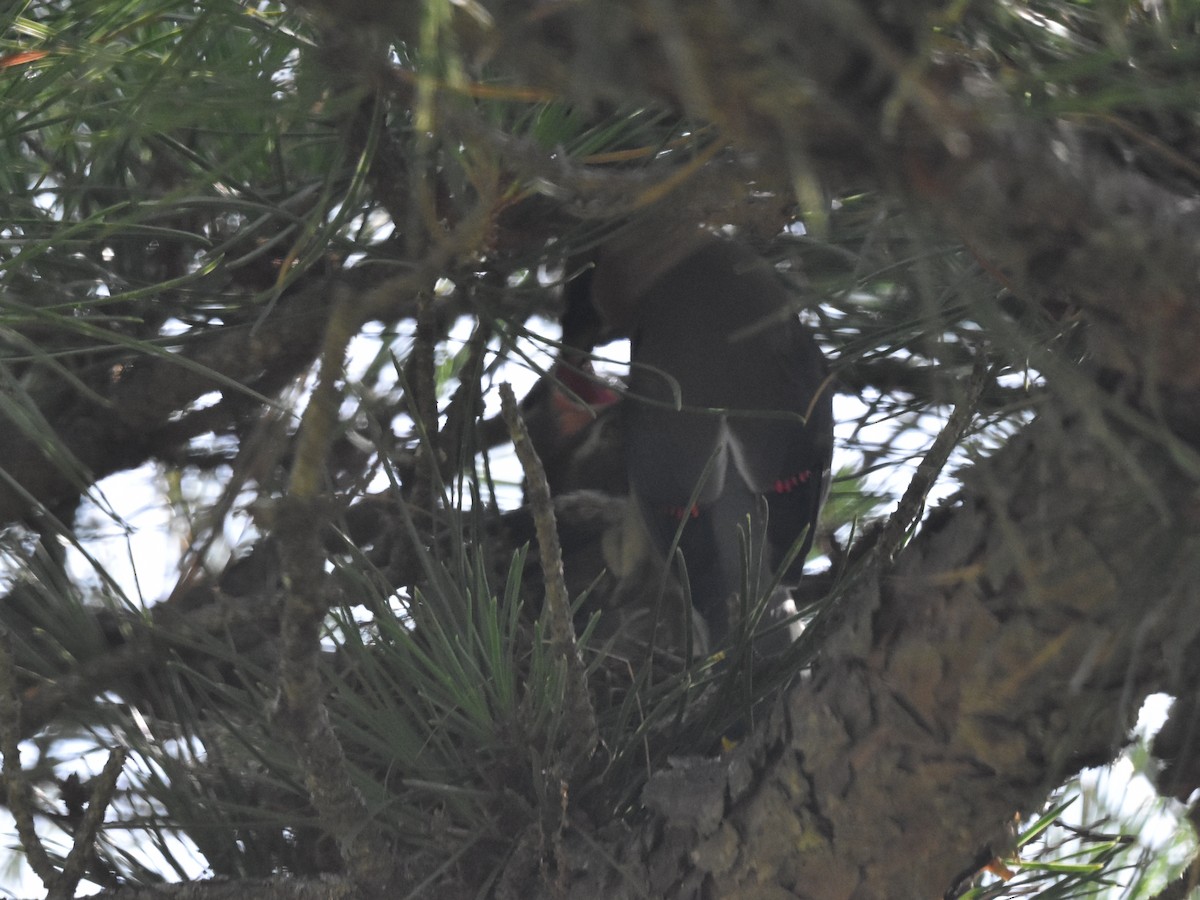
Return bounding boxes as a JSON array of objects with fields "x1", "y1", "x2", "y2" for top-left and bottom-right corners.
[{"x1": 773, "y1": 470, "x2": 813, "y2": 494}]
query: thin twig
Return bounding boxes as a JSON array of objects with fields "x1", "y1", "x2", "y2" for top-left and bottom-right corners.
[
  {"x1": 876, "y1": 359, "x2": 990, "y2": 562},
  {"x1": 49, "y1": 746, "x2": 127, "y2": 900},
  {"x1": 0, "y1": 632, "x2": 60, "y2": 890},
  {"x1": 499, "y1": 383, "x2": 597, "y2": 772},
  {"x1": 439, "y1": 323, "x2": 493, "y2": 473},
  {"x1": 410, "y1": 293, "x2": 441, "y2": 518}
]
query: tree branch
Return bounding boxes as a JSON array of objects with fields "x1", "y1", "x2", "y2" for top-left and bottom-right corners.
[
  {"x1": 499, "y1": 383, "x2": 598, "y2": 776},
  {"x1": 275, "y1": 284, "x2": 394, "y2": 894}
]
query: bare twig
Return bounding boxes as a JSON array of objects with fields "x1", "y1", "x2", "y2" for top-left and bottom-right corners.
[
  {"x1": 439, "y1": 323, "x2": 493, "y2": 473},
  {"x1": 49, "y1": 746, "x2": 127, "y2": 900},
  {"x1": 499, "y1": 383, "x2": 597, "y2": 772},
  {"x1": 409, "y1": 293, "x2": 441, "y2": 517},
  {"x1": 0, "y1": 633, "x2": 60, "y2": 889},
  {"x1": 876, "y1": 359, "x2": 989, "y2": 562}
]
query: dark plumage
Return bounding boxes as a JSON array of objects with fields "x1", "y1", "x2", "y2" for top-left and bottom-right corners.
[
  {"x1": 479, "y1": 266, "x2": 625, "y2": 496},
  {"x1": 614, "y1": 237, "x2": 834, "y2": 647},
  {"x1": 525, "y1": 267, "x2": 625, "y2": 496}
]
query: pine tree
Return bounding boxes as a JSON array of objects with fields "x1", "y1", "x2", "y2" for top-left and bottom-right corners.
[{"x1": 1, "y1": 1, "x2": 1199, "y2": 897}]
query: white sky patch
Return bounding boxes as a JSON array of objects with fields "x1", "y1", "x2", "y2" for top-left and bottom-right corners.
[{"x1": 65, "y1": 464, "x2": 181, "y2": 605}]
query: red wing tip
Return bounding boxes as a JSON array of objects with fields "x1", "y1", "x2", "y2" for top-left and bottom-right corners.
[{"x1": 773, "y1": 470, "x2": 814, "y2": 493}]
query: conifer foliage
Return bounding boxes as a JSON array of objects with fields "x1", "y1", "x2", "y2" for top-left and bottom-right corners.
[{"x1": 1, "y1": 2, "x2": 1199, "y2": 898}]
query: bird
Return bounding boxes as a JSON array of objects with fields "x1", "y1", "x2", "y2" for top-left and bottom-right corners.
[
  {"x1": 594, "y1": 235, "x2": 834, "y2": 651},
  {"x1": 514, "y1": 264, "x2": 627, "y2": 497},
  {"x1": 477, "y1": 265, "x2": 625, "y2": 497}
]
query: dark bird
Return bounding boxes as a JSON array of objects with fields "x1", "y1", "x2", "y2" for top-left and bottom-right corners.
[
  {"x1": 515, "y1": 265, "x2": 626, "y2": 496},
  {"x1": 596, "y1": 235, "x2": 834, "y2": 650},
  {"x1": 477, "y1": 266, "x2": 625, "y2": 496}
]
